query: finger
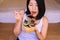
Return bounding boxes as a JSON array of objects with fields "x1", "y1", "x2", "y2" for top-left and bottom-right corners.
[
  {"x1": 14, "y1": 11, "x2": 17, "y2": 18},
  {"x1": 14, "y1": 11, "x2": 19, "y2": 18},
  {"x1": 15, "y1": 11, "x2": 21, "y2": 16},
  {"x1": 19, "y1": 10, "x2": 25, "y2": 15}
]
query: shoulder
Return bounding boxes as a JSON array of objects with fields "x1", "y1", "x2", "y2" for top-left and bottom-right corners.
[
  {"x1": 41, "y1": 16, "x2": 48, "y2": 39},
  {"x1": 42, "y1": 16, "x2": 48, "y2": 27},
  {"x1": 43, "y1": 16, "x2": 48, "y2": 23}
]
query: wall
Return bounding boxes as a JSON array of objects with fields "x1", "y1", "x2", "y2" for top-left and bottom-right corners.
[{"x1": 0, "y1": 0, "x2": 60, "y2": 23}]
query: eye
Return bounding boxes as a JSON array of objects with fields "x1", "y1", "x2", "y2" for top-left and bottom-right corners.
[{"x1": 29, "y1": 4, "x2": 32, "y2": 6}]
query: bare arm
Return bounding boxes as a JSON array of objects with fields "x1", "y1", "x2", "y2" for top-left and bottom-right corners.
[
  {"x1": 13, "y1": 21, "x2": 22, "y2": 37},
  {"x1": 13, "y1": 10, "x2": 24, "y2": 37},
  {"x1": 35, "y1": 16, "x2": 48, "y2": 40}
]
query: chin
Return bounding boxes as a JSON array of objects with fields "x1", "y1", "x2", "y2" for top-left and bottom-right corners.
[{"x1": 33, "y1": 15, "x2": 37, "y2": 17}]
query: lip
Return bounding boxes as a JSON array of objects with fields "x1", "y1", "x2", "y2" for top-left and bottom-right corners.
[
  {"x1": 32, "y1": 11, "x2": 36, "y2": 13},
  {"x1": 31, "y1": 11, "x2": 36, "y2": 16}
]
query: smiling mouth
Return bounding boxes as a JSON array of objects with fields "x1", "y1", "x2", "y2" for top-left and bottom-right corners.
[
  {"x1": 32, "y1": 11, "x2": 36, "y2": 14},
  {"x1": 27, "y1": 11, "x2": 36, "y2": 18},
  {"x1": 31, "y1": 11, "x2": 36, "y2": 16}
]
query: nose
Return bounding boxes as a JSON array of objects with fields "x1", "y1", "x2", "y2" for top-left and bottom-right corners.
[{"x1": 32, "y1": 6, "x2": 36, "y2": 11}]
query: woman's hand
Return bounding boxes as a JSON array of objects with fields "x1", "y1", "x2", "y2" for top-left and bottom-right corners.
[
  {"x1": 14, "y1": 9, "x2": 25, "y2": 36},
  {"x1": 14, "y1": 9, "x2": 24, "y2": 22},
  {"x1": 35, "y1": 28, "x2": 44, "y2": 40}
]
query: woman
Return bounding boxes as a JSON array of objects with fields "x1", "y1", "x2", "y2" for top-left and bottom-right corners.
[{"x1": 14, "y1": 0, "x2": 48, "y2": 40}]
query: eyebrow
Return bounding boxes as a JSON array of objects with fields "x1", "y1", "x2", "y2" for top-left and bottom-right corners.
[{"x1": 29, "y1": 2, "x2": 37, "y2": 5}]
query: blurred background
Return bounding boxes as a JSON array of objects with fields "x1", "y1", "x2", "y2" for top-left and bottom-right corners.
[{"x1": 0, "y1": 0, "x2": 60, "y2": 40}]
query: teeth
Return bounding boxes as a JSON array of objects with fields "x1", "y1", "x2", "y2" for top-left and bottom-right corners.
[
  {"x1": 27, "y1": 11, "x2": 36, "y2": 17},
  {"x1": 32, "y1": 11, "x2": 36, "y2": 13},
  {"x1": 33, "y1": 12, "x2": 36, "y2": 13}
]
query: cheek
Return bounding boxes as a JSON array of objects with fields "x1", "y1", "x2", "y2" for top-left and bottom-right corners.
[
  {"x1": 36, "y1": 7, "x2": 38, "y2": 11},
  {"x1": 36, "y1": 13, "x2": 38, "y2": 15},
  {"x1": 36, "y1": 7, "x2": 38, "y2": 13},
  {"x1": 28, "y1": 6, "x2": 32, "y2": 12}
]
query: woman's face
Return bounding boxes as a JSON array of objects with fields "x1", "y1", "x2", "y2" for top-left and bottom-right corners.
[{"x1": 28, "y1": 0, "x2": 38, "y2": 17}]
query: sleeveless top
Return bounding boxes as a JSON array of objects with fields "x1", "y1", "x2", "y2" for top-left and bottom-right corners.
[{"x1": 18, "y1": 14, "x2": 43, "y2": 40}]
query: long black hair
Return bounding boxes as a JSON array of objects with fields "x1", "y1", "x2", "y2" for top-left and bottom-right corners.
[{"x1": 26, "y1": 0, "x2": 46, "y2": 20}]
